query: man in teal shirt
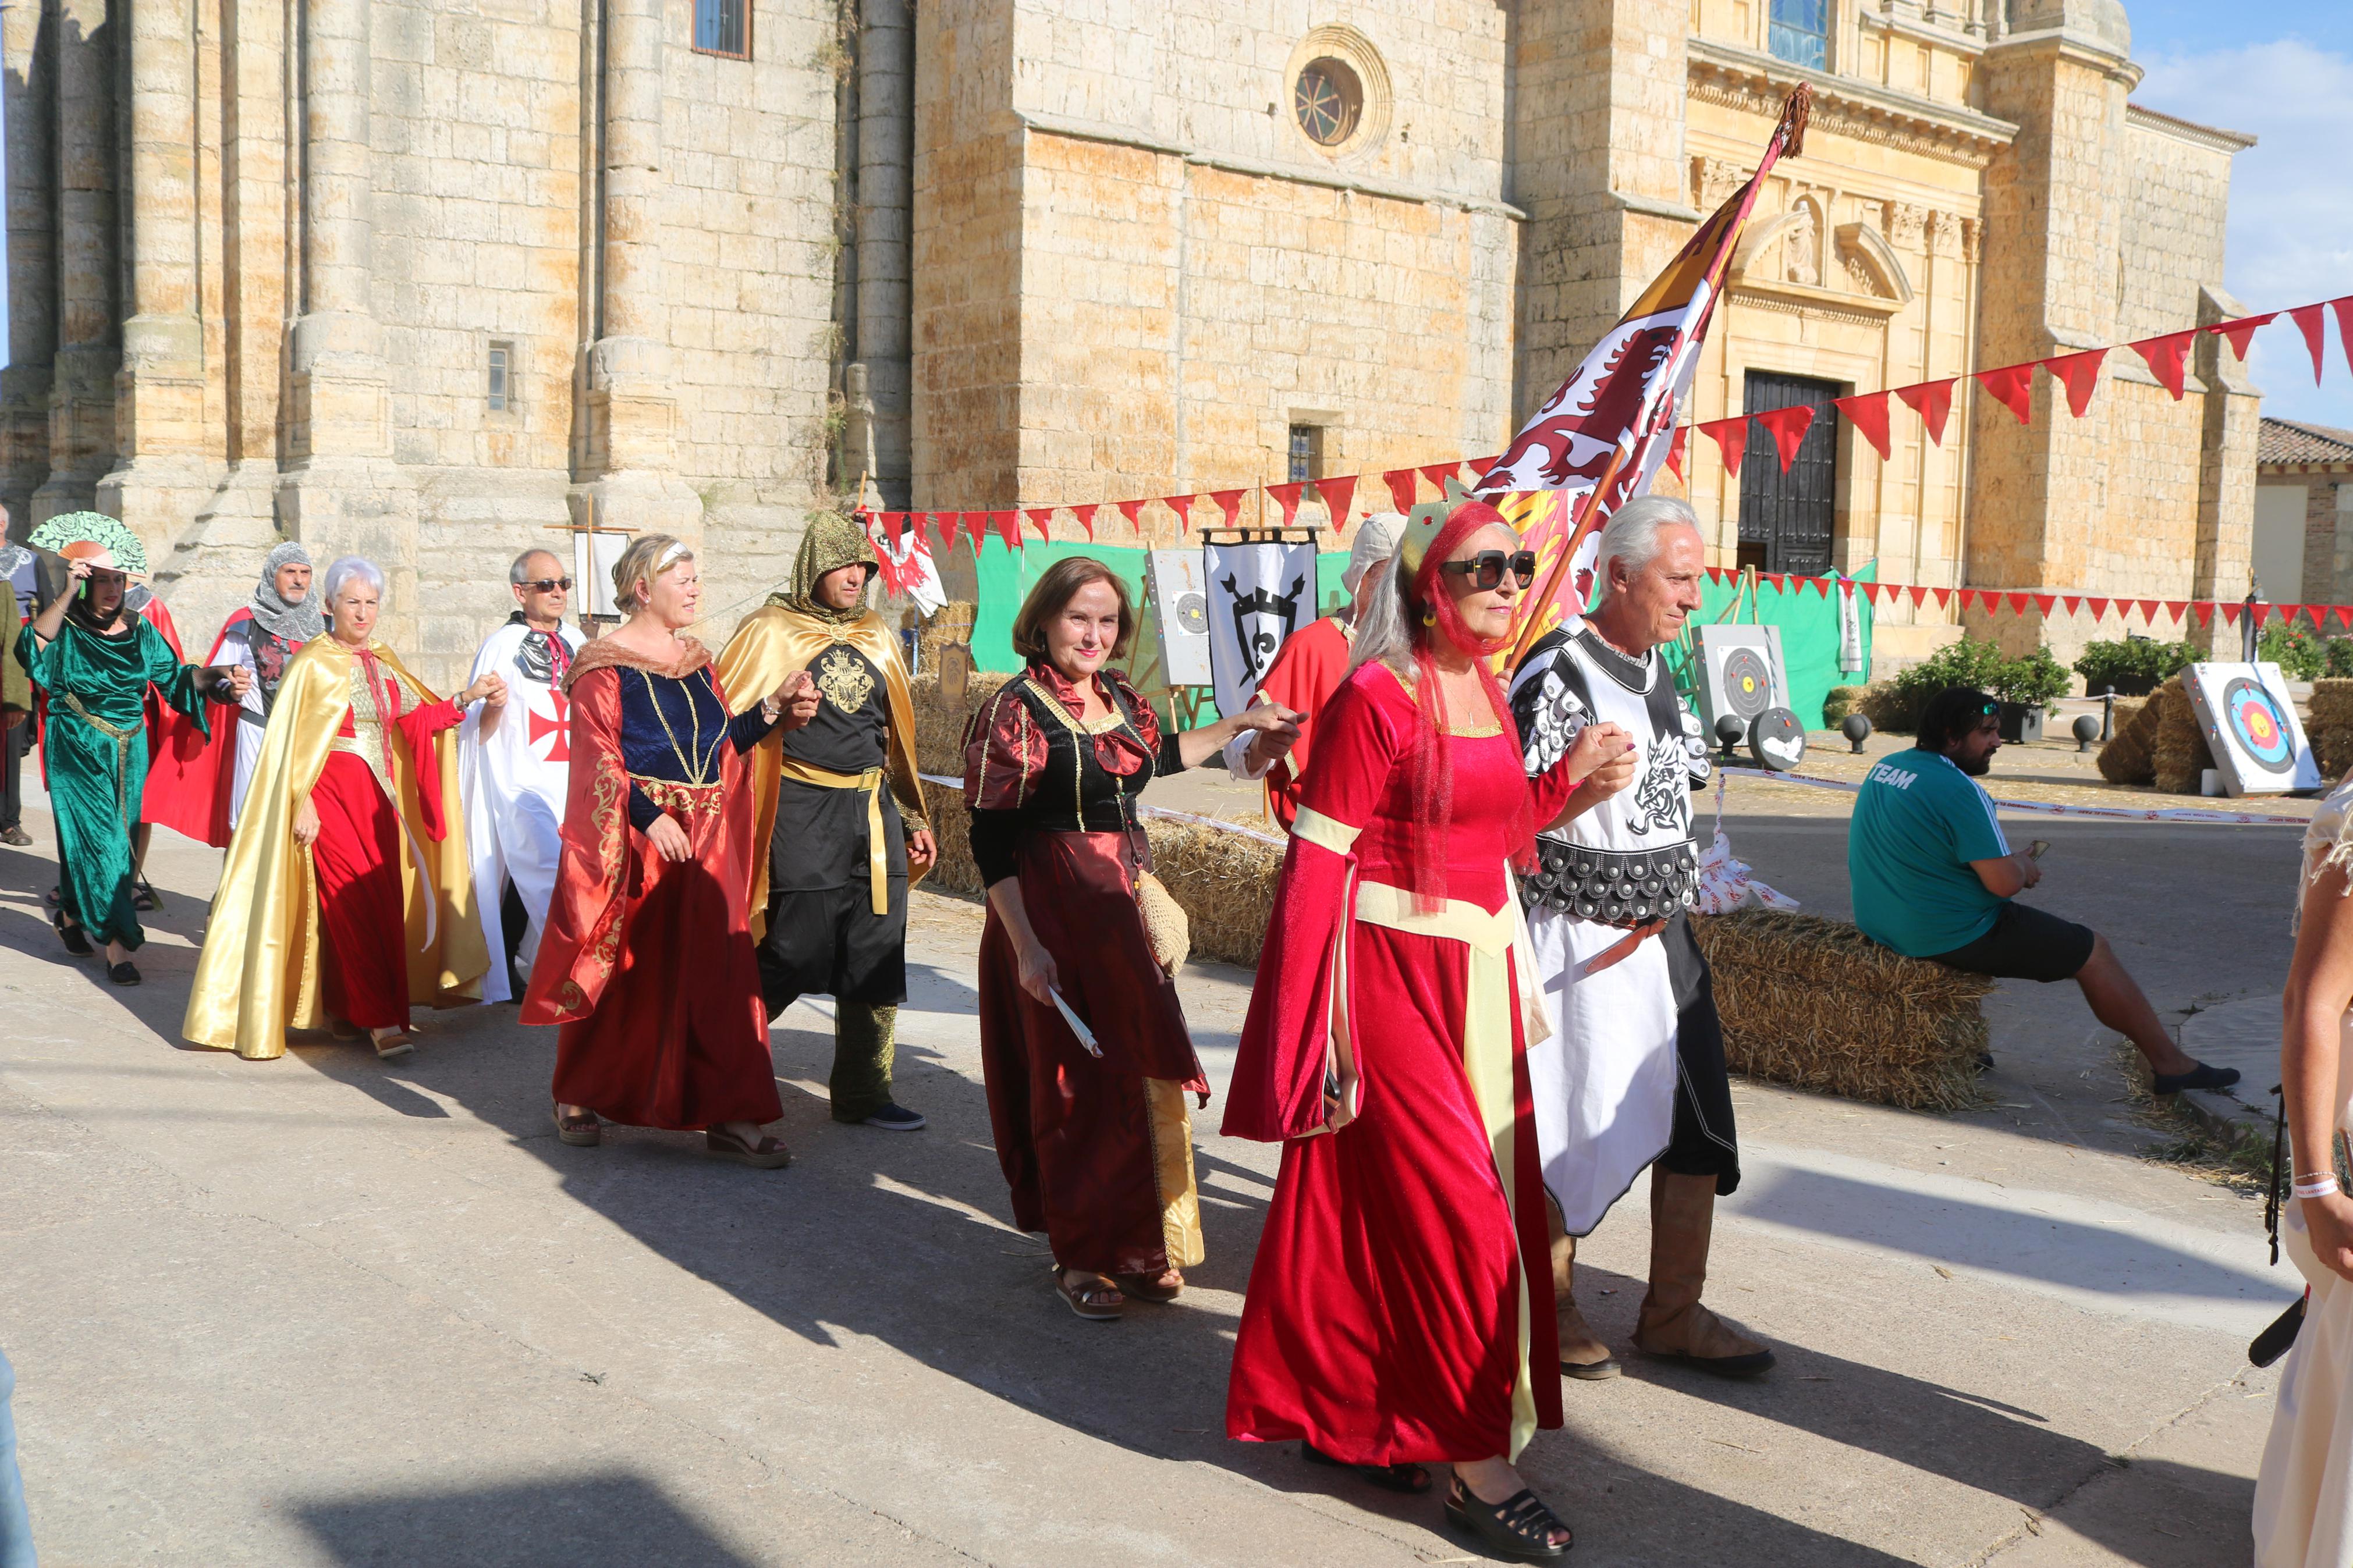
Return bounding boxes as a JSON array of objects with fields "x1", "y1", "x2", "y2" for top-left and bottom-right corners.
[{"x1": 1848, "y1": 686, "x2": 2237, "y2": 1094}]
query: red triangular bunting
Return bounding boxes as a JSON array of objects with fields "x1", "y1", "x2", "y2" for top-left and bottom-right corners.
[
  {"x1": 1907, "y1": 585, "x2": 1929, "y2": 607},
  {"x1": 2163, "y1": 600, "x2": 2188, "y2": 624},
  {"x1": 1165, "y1": 495, "x2": 1196, "y2": 534},
  {"x1": 1700, "y1": 417, "x2": 1748, "y2": 476},
  {"x1": 2193, "y1": 601, "x2": 2215, "y2": 628},
  {"x1": 1116, "y1": 499, "x2": 1146, "y2": 533},
  {"x1": 2032, "y1": 593, "x2": 2057, "y2": 614},
  {"x1": 2214, "y1": 312, "x2": 2276, "y2": 360},
  {"x1": 2085, "y1": 595, "x2": 2109, "y2": 618},
  {"x1": 1834, "y1": 393, "x2": 1893, "y2": 460},
  {"x1": 2334, "y1": 298, "x2": 2353, "y2": 382},
  {"x1": 1383, "y1": 470, "x2": 1418, "y2": 512},
  {"x1": 990, "y1": 511, "x2": 1020, "y2": 550},
  {"x1": 2292, "y1": 303, "x2": 2330, "y2": 386},
  {"x1": 1763, "y1": 572, "x2": 1787, "y2": 591},
  {"x1": 2336, "y1": 605, "x2": 2353, "y2": 630},
  {"x1": 1025, "y1": 507, "x2": 1055, "y2": 540},
  {"x1": 1209, "y1": 488, "x2": 1247, "y2": 528},
  {"x1": 1072, "y1": 503, "x2": 1097, "y2": 541},
  {"x1": 2132, "y1": 330, "x2": 2198, "y2": 400},
  {"x1": 1895, "y1": 379, "x2": 1955, "y2": 446},
  {"x1": 1756, "y1": 405, "x2": 1816, "y2": 472},
  {"x1": 1665, "y1": 425, "x2": 1691, "y2": 480},
  {"x1": 1419, "y1": 462, "x2": 1461, "y2": 493},
  {"x1": 2006, "y1": 592, "x2": 2031, "y2": 616},
  {"x1": 2059, "y1": 595, "x2": 2081, "y2": 615},
  {"x1": 1976, "y1": 364, "x2": 2035, "y2": 426},
  {"x1": 935, "y1": 511, "x2": 961, "y2": 549},
  {"x1": 1314, "y1": 475, "x2": 1357, "y2": 525},
  {"x1": 2137, "y1": 599, "x2": 2162, "y2": 623},
  {"x1": 2043, "y1": 350, "x2": 2107, "y2": 418},
  {"x1": 1932, "y1": 587, "x2": 1953, "y2": 608},
  {"x1": 2220, "y1": 603, "x2": 2242, "y2": 627},
  {"x1": 1266, "y1": 482, "x2": 1305, "y2": 527}
]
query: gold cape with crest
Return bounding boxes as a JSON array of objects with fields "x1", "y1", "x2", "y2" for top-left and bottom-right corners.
[
  {"x1": 714, "y1": 603, "x2": 929, "y2": 938},
  {"x1": 183, "y1": 637, "x2": 489, "y2": 1059}
]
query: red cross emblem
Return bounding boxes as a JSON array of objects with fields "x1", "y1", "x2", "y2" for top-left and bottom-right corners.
[{"x1": 526, "y1": 687, "x2": 571, "y2": 762}]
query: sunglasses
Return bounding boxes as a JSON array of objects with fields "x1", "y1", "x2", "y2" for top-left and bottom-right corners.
[
  {"x1": 1440, "y1": 550, "x2": 1538, "y2": 592},
  {"x1": 520, "y1": 578, "x2": 574, "y2": 593}
]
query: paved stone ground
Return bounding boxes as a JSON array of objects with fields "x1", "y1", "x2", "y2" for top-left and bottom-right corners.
[{"x1": 0, "y1": 759, "x2": 2311, "y2": 1567}]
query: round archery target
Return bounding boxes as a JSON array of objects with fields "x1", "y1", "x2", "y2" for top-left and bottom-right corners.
[
  {"x1": 2223, "y1": 676, "x2": 2294, "y2": 774},
  {"x1": 1174, "y1": 592, "x2": 1209, "y2": 637},
  {"x1": 1748, "y1": 707, "x2": 1807, "y2": 771},
  {"x1": 1717, "y1": 646, "x2": 1772, "y2": 721}
]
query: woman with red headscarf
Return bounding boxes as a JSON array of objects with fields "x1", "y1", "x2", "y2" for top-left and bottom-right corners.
[{"x1": 1222, "y1": 494, "x2": 1632, "y2": 1561}]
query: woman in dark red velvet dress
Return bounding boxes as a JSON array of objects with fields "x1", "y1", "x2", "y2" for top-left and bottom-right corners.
[
  {"x1": 523, "y1": 534, "x2": 818, "y2": 1166},
  {"x1": 1223, "y1": 500, "x2": 1630, "y2": 1561},
  {"x1": 961, "y1": 557, "x2": 1298, "y2": 1321}
]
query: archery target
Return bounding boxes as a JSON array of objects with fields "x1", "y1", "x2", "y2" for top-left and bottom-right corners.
[
  {"x1": 1720, "y1": 648, "x2": 1772, "y2": 720},
  {"x1": 1748, "y1": 708, "x2": 1807, "y2": 771},
  {"x1": 1174, "y1": 592, "x2": 1209, "y2": 637},
  {"x1": 2223, "y1": 677, "x2": 2292, "y2": 774},
  {"x1": 1694, "y1": 624, "x2": 1790, "y2": 741},
  {"x1": 2182, "y1": 662, "x2": 2320, "y2": 796}
]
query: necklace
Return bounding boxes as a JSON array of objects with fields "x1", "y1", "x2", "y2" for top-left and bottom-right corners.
[{"x1": 638, "y1": 668, "x2": 720, "y2": 785}]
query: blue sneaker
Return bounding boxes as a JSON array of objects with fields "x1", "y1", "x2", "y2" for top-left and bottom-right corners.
[{"x1": 860, "y1": 1103, "x2": 927, "y2": 1132}]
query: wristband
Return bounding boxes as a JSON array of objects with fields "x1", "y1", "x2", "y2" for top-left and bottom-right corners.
[{"x1": 2294, "y1": 1176, "x2": 2341, "y2": 1200}]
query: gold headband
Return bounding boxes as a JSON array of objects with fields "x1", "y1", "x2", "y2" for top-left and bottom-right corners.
[{"x1": 1397, "y1": 476, "x2": 1475, "y2": 578}]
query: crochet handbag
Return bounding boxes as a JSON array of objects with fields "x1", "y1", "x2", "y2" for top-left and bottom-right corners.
[{"x1": 1132, "y1": 865, "x2": 1191, "y2": 977}]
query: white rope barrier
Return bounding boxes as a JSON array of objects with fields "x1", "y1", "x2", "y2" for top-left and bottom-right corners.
[{"x1": 1717, "y1": 765, "x2": 2308, "y2": 827}]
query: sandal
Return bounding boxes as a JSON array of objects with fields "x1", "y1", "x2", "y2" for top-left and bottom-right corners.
[
  {"x1": 1054, "y1": 1266, "x2": 1125, "y2": 1322},
  {"x1": 52, "y1": 910, "x2": 91, "y2": 957},
  {"x1": 705, "y1": 1127, "x2": 793, "y2": 1169},
  {"x1": 553, "y1": 1103, "x2": 602, "y2": 1147},
  {"x1": 133, "y1": 880, "x2": 162, "y2": 912},
  {"x1": 1301, "y1": 1439, "x2": 1431, "y2": 1495},
  {"x1": 1112, "y1": 1270, "x2": 1183, "y2": 1304},
  {"x1": 1445, "y1": 1475, "x2": 1572, "y2": 1560},
  {"x1": 371, "y1": 1030, "x2": 418, "y2": 1059}
]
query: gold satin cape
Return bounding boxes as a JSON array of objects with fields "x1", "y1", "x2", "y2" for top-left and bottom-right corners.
[
  {"x1": 183, "y1": 637, "x2": 489, "y2": 1059},
  {"x1": 715, "y1": 604, "x2": 929, "y2": 938}
]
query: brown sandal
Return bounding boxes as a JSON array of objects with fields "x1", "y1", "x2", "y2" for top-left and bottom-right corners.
[
  {"x1": 1112, "y1": 1270, "x2": 1183, "y2": 1304},
  {"x1": 553, "y1": 1104, "x2": 601, "y2": 1147},
  {"x1": 1055, "y1": 1267, "x2": 1126, "y2": 1321},
  {"x1": 371, "y1": 1030, "x2": 418, "y2": 1059},
  {"x1": 704, "y1": 1127, "x2": 792, "y2": 1169}
]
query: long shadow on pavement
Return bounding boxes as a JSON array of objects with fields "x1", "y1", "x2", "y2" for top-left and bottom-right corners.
[{"x1": 292, "y1": 1472, "x2": 758, "y2": 1568}]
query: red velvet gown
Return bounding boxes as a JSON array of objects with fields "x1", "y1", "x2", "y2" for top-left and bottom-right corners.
[
  {"x1": 1223, "y1": 662, "x2": 1581, "y2": 1465},
  {"x1": 315, "y1": 650, "x2": 464, "y2": 1029},
  {"x1": 963, "y1": 662, "x2": 1210, "y2": 1279},
  {"x1": 522, "y1": 640, "x2": 784, "y2": 1130}
]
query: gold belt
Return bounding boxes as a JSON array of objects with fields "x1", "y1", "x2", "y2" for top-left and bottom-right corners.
[
  {"x1": 58, "y1": 693, "x2": 143, "y2": 828},
  {"x1": 778, "y1": 758, "x2": 893, "y2": 915},
  {"x1": 628, "y1": 773, "x2": 725, "y2": 826}
]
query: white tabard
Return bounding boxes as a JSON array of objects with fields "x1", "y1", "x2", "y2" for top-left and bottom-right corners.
[
  {"x1": 1509, "y1": 624, "x2": 1712, "y2": 1235},
  {"x1": 458, "y1": 618, "x2": 585, "y2": 1001}
]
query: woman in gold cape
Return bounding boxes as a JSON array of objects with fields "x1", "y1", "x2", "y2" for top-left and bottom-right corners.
[
  {"x1": 715, "y1": 511, "x2": 933, "y2": 1128},
  {"x1": 184, "y1": 557, "x2": 499, "y2": 1061}
]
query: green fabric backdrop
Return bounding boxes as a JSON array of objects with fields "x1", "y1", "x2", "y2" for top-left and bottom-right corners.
[{"x1": 1662, "y1": 566, "x2": 1876, "y2": 728}]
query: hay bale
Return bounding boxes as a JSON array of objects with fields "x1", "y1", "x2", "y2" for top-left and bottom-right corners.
[
  {"x1": 1691, "y1": 909, "x2": 1992, "y2": 1112},
  {"x1": 1142, "y1": 819, "x2": 1282, "y2": 967},
  {"x1": 2095, "y1": 696, "x2": 2156, "y2": 785},
  {"x1": 1857, "y1": 682, "x2": 1914, "y2": 733},
  {"x1": 2149, "y1": 675, "x2": 2213, "y2": 794},
  {"x1": 2311, "y1": 678, "x2": 2353, "y2": 730},
  {"x1": 917, "y1": 600, "x2": 976, "y2": 667},
  {"x1": 1823, "y1": 685, "x2": 1869, "y2": 726},
  {"x1": 2310, "y1": 680, "x2": 2353, "y2": 777}
]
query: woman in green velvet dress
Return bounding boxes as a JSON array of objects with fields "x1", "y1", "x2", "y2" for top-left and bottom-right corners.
[{"x1": 16, "y1": 547, "x2": 249, "y2": 983}]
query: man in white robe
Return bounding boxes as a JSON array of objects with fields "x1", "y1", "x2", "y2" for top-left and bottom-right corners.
[
  {"x1": 459, "y1": 549, "x2": 585, "y2": 1002},
  {"x1": 1509, "y1": 495, "x2": 1770, "y2": 1382}
]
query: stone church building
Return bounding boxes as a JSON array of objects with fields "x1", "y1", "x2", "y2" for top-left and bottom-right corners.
[{"x1": 1, "y1": 0, "x2": 2253, "y2": 684}]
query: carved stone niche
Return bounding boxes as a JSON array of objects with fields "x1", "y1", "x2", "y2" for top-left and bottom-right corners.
[
  {"x1": 1835, "y1": 222, "x2": 1916, "y2": 303},
  {"x1": 1884, "y1": 201, "x2": 1928, "y2": 251},
  {"x1": 1693, "y1": 156, "x2": 1747, "y2": 213}
]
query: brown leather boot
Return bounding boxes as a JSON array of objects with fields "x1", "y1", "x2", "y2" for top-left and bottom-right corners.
[
  {"x1": 1547, "y1": 1197, "x2": 1620, "y2": 1379},
  {"x1": 1634, "y1": 1167, "x2": 1774, "y2": 1378}
]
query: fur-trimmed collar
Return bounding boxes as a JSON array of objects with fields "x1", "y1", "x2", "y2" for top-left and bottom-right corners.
[{"x1": 563, "y1": 634, "x2": 712, "y2": 694}]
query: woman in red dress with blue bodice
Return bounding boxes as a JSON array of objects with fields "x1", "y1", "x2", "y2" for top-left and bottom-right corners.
[{"x1": 1223, "y1": 497, "x2": 1632, "y2": 1561}]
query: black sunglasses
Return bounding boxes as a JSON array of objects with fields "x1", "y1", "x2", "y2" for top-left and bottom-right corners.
[
  {"x1": 520, "y1": 577, "x2": 574, "y2": 593},
  {"x1": 1441, "y1": 550, "x2": 1538, "y2": 592}
]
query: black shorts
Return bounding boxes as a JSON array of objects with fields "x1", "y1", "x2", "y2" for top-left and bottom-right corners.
[{"x1": 1925, "y1": 902, "x2": 2096, "y2": 983}]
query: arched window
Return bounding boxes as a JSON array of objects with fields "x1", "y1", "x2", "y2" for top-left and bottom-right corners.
[
  {"x1": 1768, "y1": 0, "x2": 1829, "y2": 70},
  {"x1": 694, "y1": 0, "x2": 750, "y2": 61}
]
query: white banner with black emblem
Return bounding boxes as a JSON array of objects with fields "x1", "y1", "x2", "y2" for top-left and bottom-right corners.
[{"x1": 1204, "y1": 540, "x2": 1317, "y2": 717}]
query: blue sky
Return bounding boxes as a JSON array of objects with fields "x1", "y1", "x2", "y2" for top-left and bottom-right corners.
[
  {"x1": 2132, "y1": 1, "x2": 2353, "y2": 431},
  {"x1": 0, "y1": 9, "x2": 2345, "y2": 431}
]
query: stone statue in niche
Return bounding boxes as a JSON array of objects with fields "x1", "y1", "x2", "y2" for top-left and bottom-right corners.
[
  {"x1": 840, "y1": 361, "x2": 878, "y2": 486},
  {"x1": 1783, "y1": 204, "x2": 1819, "y2": 286}
]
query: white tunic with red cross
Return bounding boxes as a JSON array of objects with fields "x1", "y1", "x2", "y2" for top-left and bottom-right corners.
[{"x1": 457, "y1": 616, "x2": 585, "y2": 1002}]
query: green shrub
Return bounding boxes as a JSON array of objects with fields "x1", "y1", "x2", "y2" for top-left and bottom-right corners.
[
  {"x1": 2327, "y1": 638, "x2": 2353, "y2": 679},
  {"x1": 2072, "y1": 638, "x2": 2195, "y2": 691},
  {"x1": 1879, "y1": 637, "x2": 2075, "y2": 728},
  {"x1": 2260, "y1": 622, "x2": 2327, "y2": 681}
]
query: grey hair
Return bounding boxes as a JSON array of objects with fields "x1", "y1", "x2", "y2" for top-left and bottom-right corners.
[
  {"x1": 509, "y1": 546, "x2": 564, "y2": 585},
  {"x1": 321, "y1": 555, "x2": 386, "y2": 603},
  {"x1": 1348, "y1": 538, "x2": 1419, "y2": 683},
  {"x1": 1590, "y1": 495, "x2": 1701, "y2": 607}
]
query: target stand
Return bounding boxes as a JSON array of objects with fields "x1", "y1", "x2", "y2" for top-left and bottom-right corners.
[
  {"x1": 1693, "y1": 624, "x2": 1791, "y2": 746},
  {"x1": 2182, "y1": 662, "x2": 2321, "y2": 795}
]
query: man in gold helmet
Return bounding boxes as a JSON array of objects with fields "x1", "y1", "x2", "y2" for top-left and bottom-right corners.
[{"x1": 717, "y1": 512, "x2": 935, "y2": 1130}]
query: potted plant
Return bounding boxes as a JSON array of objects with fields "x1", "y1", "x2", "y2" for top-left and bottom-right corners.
[
  {"x1": 1990, "y1": 646, "x2": 2071, "y2": 742},
  {"x1": 2071, "y1": 637, "x2": 2195, "y2": 698}
]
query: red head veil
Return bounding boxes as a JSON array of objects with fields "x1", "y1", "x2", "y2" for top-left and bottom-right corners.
[{"x1": 1400, "y1": 500, "x2": 1538, "y2": 911}]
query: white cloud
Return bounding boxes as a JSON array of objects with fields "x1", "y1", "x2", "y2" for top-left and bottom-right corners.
[{"x1": 2138, "y1": 38, "x2": 2353, "y2": 429}]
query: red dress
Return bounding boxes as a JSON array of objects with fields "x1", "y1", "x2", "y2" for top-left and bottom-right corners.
[
  {"x1": 521, "y1": 640, "x2": 783, "y2": 1130},
  {"x1": 963, "y1": 662, "x2": 1209, "y2": 1278},
  {"x1": 313, "y1": 649, "x2": 464, "y2": 1029},
  {"x1": 1223, "y1": 662, "x2": 1581, "y2": 1465},
  {"x1": 1251, "y1": 616, "x2": 1352, "y2": 829}
]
